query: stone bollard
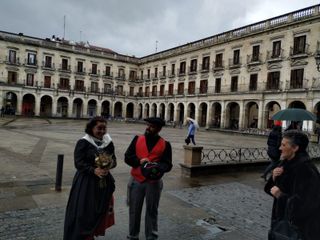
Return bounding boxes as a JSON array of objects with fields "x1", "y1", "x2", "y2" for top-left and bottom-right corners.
[{"x1": 183, "y1": 145, "x2": 203, "y2": 166}]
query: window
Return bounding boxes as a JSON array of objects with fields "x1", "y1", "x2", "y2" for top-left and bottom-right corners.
[
  {"x1": 145, "y1": 86, "x2": 150, "y2": 97},
  {"x1": 92, "y1": 64, "x2": 97, "y2": 74},
  {"x1": 61, "y1": 59, "x2": 68, "y2": 70},
  {"x1": 26, "y1": 73, "x2": 34, "y2": 86},
  {"x1": 215, "y1": 53, "x2": 223, "y2": 68},
  {"x1": 147, "y1": 69, "x2": 150, "y2": 79},
  {"x1": 252, "y1": 45, "x2": 260, "y2": 61},
  {"x1": 117, "y1": 85, "x2": 123, "y2": 95},
  {"x1": 272, "y1": 41, "x2": 281, "y2": 58},
  {"x1": 44, "y1": 76, "x2": 51, "y2": 88},
  {"x1": 190, "y1": 59, "x2": 197, "y2": 72},
  {"x1": 118, "y1": 69, "x2": 125, "y2": 78},
  {"x1": 200, "y1": 80, "x2": 208, "y2": 94},
  {"x1": 171, "y1": 64, "x2": 175, "y2": 76},
  {"x1": 178, "y1": 82, "x2": 184, "y2": 95},
  {"x1": 231, "y1": 76, "x2": 238, "y2": 92},
  {"x1": 44, "y1": 56, "x2": 52, "y2": 68},
  {"x1": 77, "y1": 61, "x2": 83, "y2": 73},
  {"x1": 188, "y1": 81, "x2": 195, "y2": 94},
  {"x1": 249, "y1": 74, "x2": 258, "y2": 91},
  {"x1": 105, "y1": 66, "x2": 111, "y2": 76},
  {"x1": 162, "y1": 66, "x2": 166, "y2": 77},
  {"x1": 129, "y1": 70, "x2": 136, "y2": 81},
  {"x1": 233, "y1": 50, "x2": 240, "y2": 65},
  {"x1": 9, "y1": 50, "x2": 17, "y2": 64},
  {"x1": 154, "y1": 68, "x2": 158, "y2": 78},
  {"x1": 293, "y1": 36, "x2": 306, "y2": 55},
  {"x1": 104, "y1": 84, "x2": 112, "y2": 93},
  {"x1": 179, "y1": 61, "x2": 186, "y2": 74},
  {"x1": 90, "y1": 82, "x2": 98, "y2": 93},
  {"x1": 160, "y1": 85, "x2": 165, "y2": 96},
  {"x1": 202, "y1": 56, "x2": 210, "y2": 70},
  {"x1": 267, "y1": 72, "x2": 280, "y2": 90},
  {"x1": 215, "y1": 78, "x2": 221, "y2": 93},
  {"x1": 290, "y1": 69, "x2": 304, "y2": 89},
  {"x1": 129, "y1": 87, "x2": 134, "y2": 96},
  {"x1": 152, "y1": 86, "x2": 157, "y2": 96},
  {"x1": 8, "y1": 71, "x2": 17, "y2": 84},
  {"x1": 59, "y1": 78, "x2": 69, "y2": 89},
  {"x1": 140, "y1": 70, "x2": 144, "y2": 80},
  {"x1": 168, "y1": 84, "x2": 174, "y2": 95},
  {"x1": 138, "y1": 87, "x2": 143, "y2": 96},
  {"x1": 27, "y1": 53, "x2": 36, "y2": 65},
  {"x1": 74, "y1": 80, "x2": 84, "y2": 91}
]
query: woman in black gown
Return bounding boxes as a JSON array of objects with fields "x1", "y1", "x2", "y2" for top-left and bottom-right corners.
[{"x1": 64, "y1": 117, "x2": 116, "y2": 240}]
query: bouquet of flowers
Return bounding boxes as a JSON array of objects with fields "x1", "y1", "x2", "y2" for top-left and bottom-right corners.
[{"x1": 95, "y1": 152, "x2": 113, "y2": 188}]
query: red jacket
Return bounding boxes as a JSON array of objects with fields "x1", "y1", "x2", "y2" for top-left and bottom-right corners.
[{"x1": 131, "y1": 135, "x2": 166, "y2": 182}]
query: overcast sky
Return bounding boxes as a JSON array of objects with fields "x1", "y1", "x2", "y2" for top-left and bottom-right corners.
[{"x1": 0, "y1": 0, "x2": 318, "y2": 57}]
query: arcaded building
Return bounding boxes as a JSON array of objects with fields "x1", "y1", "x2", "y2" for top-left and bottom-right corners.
[{"x1": 0, "y1": 5, "x2": 319, "y2": 130}]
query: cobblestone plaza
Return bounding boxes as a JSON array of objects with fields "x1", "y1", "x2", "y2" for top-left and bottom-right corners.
[{"x1": 0, "y1": 117, "x2": 277, "y2": 239}]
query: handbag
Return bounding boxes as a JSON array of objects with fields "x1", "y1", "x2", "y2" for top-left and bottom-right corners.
[
  {"x1": 185, "y1": 137, "x2": 190, "y2": 145},
  {"x1": 268, "y1": 205, "x2": 302, "y2": 240}
]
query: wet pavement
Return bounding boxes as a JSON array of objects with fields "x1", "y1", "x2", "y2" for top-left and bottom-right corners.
[{"x1": 0, "y1": 117, "x2": 272, "y2": 240}]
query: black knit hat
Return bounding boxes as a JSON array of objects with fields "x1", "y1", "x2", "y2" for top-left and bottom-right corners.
[{"x1": 144, "y1": 117, "x2": 165, "y2": 127}]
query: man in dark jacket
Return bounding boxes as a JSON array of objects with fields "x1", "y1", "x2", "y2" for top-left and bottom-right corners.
[
  {"x1": 261, "y1": 121, "x2": 282, "y2": 180},
  {"x1": 264, "y1": 130, "x2": 320, "y2": 240},
  {"x1": 125, "y1": 117, "x2": 172, "y2": 240}
]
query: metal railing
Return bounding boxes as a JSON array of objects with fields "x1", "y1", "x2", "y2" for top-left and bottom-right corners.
[{"x1": 201, "y1": 144, "x2": 320, "y2": 165}]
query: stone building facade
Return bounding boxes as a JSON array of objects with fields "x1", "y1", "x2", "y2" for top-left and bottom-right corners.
[{"x1": 0, "y1": 5, "x2": 320, "y2": 130}]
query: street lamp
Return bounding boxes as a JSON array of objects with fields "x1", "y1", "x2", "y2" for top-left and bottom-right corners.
[{"x1": 315, "y1": 52, "x2": 320, "y2": 72}]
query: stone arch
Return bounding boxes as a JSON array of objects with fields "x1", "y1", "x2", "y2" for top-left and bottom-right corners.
[
  {"x1": 114, "y1": 101, "x2": 123, "y2": 119},
  {"x1": 126, "y1": 102, "x2": 134, "y2": 118},
  {"x1": 87, "y1": 99, "x2": 97, "y2": 117},
  {"x1": 288, "y1": 101, "x2": 306, "y2": 109},
  {"x1": 187, "y1": 103, "x2": 196, "y2": 119},
  {"x1": 167, "y1": 103, "x2": 174, "y2": 122},
  {"x1": 245, "y1": 101, "x2": 259, "y2": 128},
  {"x1": 265, "y1": 101, "x2": 281, "y2": 128},
  {"x1": 144, "y1": 103, "x2": 150, "y2": 118},
  {"x1": 151, "y1": 103, "x2": 157, "y2": 117},
  {"x1": 73, "y1": 98, "x2": 83, "y2": 118},
  {"x1": 211, "y1": 102, "x2": 221, "y2": 128},
  {"x1": 226, "y1": 102, "x2": 240, "y2": 129},
  {"x1": 3, "y1": 91, "x2": 18, "y2": 115},
  {"x1": 177, "y1": 102, "x2": 185, "y2": 124},
  {"x1": 159, "y1": 103, "x2": 165, "y2": 119},
  {"x1": 57, "y1": 96, "x2": 69, "y2": 117},
  {"x1": 22, "y1": 93, "x2": 36, "y2": 116},
  {"x1": 101, "y1": 100, "x2": 111, "y2": 118},
  {"x1": 198, "y1": 102, "x2": 208, "y2": 127},
  {"x1": 40, "y1": 95, "x2": 53, "y2": 117},
  {"x1": 138, "y1": 103, "x2": 143, "y2": 119}
]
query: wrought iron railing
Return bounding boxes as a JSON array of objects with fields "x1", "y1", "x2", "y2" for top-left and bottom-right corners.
[{"x1": 201, "y1": 144, "x2": 320, "y2": 165}]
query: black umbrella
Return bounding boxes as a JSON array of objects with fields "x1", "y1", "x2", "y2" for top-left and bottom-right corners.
[{"x1": 271, "y1": 108, "x2": 316, "y2": 121}]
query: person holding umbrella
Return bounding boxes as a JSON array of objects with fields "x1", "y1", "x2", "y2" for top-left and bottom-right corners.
[{"x1": 185, "y1": 117, "x2": 198, "y2": 145}]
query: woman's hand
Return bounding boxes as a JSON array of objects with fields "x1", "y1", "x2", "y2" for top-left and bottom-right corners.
[
  {"x1": 272, "y1": 167, "x2": 284, "y2": 181},
  {"x1": 94, "y1": 167, "x2": 109, "y2": 178},
  {"x1": 140, "y1": 158, "x2": 149, "y2": 164},
  {"x1": 270, "y1": 186, "x2": 282, "y2": 198}
]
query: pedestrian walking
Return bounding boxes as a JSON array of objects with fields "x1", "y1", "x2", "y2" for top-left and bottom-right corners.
[
  {"x1": 125, "y1": 117, "x2": 172, "y2": 240},
  {"x1": 264, "y1": 130, "x2": 320, "y2": 240},
  {"x1": 185, "y1": 117, "x2": 197, "y2": 145},
  {"x1": 261, "y1": 120, "x2": 282, "y2": 181},
  {"x1": 64, "y1": 116, "x2": 117, "y2": 240}
]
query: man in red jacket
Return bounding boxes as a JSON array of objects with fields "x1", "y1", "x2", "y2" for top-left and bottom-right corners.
[{"x1": 125, "y1": 117, "x2": 172, "y2": 240}]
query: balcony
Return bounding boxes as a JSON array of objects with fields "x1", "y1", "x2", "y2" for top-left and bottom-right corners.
[
  {"x1": 115, "y1": 74, "x2": 126, "y2": 81},
  {"x1": 5, "y1": 56, "x2": 20, "y2": 66},
  {"x1": 24, "y1": 58, "x2": 38, "y2": 68},
  {"x1": 188, "y1": 66, "x2": 198, "y2": 75},
  {"x1": 89, "y1": 69, "x2": 100, "y2": 77},
  {"x1": 266, "y1": 49, "x2": 284, "y2": 63},
  {"x1": 212, "y1": 61, "x2": 225, "y2": 71},
  {"x1": 199, "y1": 64, "x2": 210, "y2": 73},
  {"x1": 58, "y1": 64, "x2": 71, "y2": 73},
  {"x1": 289, "y1": 44, "x2": 310, "y2": 59},
  {"x1": 74, "y1": 66, "x2": 86, "y2": 75},
  {"x1": 41, "y1": 61, "x2": 55, "y2": 71},
  {"x1": 228, "y1": 57, "x2": 242, "y2": 69},
  {"x1": 102, "y1": 71, "x2": 113, "y2": 80},
  {"x1": 247, "y1": 54, "x2": 262, "y2": 66},
  {"x1": 177, "y1": 68, "x2": 186, "y2": 77}
]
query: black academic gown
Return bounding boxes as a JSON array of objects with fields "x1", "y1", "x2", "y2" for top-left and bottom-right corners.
[
  {"x1": 63, "y1": 138, "x2": 116, "y2": 240},
  {"x1": 264, "y1": 152, "x2": 320, "y2": 240}
]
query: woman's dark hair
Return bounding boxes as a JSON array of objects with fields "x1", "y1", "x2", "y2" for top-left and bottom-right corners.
[
  {"x1": 85, "y1": 117, "x2": 107, "y2": 135},
  {"x1": 282, "y1": 130, "x2": 309, "y2": 152}
]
